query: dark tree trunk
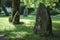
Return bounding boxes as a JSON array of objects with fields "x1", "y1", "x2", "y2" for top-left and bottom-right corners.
[
  {"x1": 34, "y1": 3, "x2": 53, "y2": 36},
  {"x1": 9, "y1": 0, "x2": 20, "y2": 24},
  {"x1": 0, "y1": 0, "x2": 1, "y2": 7}
]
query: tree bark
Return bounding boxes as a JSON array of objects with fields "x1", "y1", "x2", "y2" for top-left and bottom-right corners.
[
  {"x1": 34, "y1": 3, "x2": 53, "y2": 36},
  {"x1": 46, "y1": 6, "x2": 53, "y2": 35},
  {"x1": 9, "y1": 0, "x2": 20, "y2": 24}
]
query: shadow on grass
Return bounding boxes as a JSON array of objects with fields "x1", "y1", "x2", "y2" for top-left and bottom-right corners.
[
  {"x1": 14, "y1": 24, "x2": 33, "y2": 33},
  {"x1": 16, "y1": 23, "x2": 60, "y2": 40},
  {"x1": 8, "y1": 22, "x2": 60, "y2": 40},
  {"x1": 0, "y1": 22, "x2": 60, "y2": 40},
  {"x1": 52, "y1": 23, "x2": 60, "y2": 38}
]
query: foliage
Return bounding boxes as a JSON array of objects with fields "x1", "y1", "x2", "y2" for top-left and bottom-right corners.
[
  {"x1": 1, "y1": 0, "x2": 7, "y2": 4},
  {"x1": 20, "y1": 0, "x2": 58, "y2": 8}
]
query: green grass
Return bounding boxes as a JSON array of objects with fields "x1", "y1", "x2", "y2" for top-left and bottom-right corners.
[{"x1": 0, "y1": 15, "x2": 60, "y2": 40}]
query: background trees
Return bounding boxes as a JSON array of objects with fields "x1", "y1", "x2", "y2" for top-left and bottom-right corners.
[{"x1": 0, "y1": 0, "x2": 9, "y2": 16}]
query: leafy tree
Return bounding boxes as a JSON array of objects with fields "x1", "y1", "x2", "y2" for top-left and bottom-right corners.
[{"x1": 5, "y1": 0, "x2": 12, "y2": 7}]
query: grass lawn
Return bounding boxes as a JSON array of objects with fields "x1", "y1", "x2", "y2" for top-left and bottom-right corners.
[{"x1": 0, "y1": 15, "x2": 60, "y2": 40}]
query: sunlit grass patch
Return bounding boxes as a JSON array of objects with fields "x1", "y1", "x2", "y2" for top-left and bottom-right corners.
[
  {"x1": 20, "y1": 15, "x2": 36, "y2": 20},
  {"x1": 8, "y1": 31, "x2": 29, "y2": 38},
  {"x1": 52, "y1": 21, "x2": 60, "y2": 23},
  {"x1": 0, "y1": 18, "x2": 16, "y2": 31},
  {"x1": 21, "y1": 19, "x2": 35, "y2": 27},
  {"x1": 52, "y1": 21, "x2": 60, "y2": 30}
]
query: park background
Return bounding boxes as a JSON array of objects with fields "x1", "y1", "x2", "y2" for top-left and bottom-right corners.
[{"x1": 0, "y1": 0, "x2": 60, "y2": 40}]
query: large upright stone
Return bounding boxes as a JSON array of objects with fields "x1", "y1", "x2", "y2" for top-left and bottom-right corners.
[{"x1": 34, "y1": 3, "x2": 52, "y2": 36}]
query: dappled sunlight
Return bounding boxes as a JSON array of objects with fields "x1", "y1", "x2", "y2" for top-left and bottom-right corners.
[
  {"x1": 0, "y1": 0, "x2": 60, "y2": 39},
  {"x1": 0, "y1": 15, "x2": 60, "y2": 40},
  {"x1": 20, "y1": 15, "x2": 36, "y2": 20},
  {"x1": 52, "y1": 18, "x2": 60, "y2": 21},
  {"x1": 20, "y1": 19, "x2": 35, "y2": 27},
  {"x1": 0, "y1": 18, "x2": 16, "y2": 31},
  {"x1": 53, "y1": 27, "x2": 58, "y2": 30},
  {"x1": 52, "y1": 22, "x2": 60, "y2": 30},
  {"x1": 14, "y1": 23, "x2": 33, "y2": 33},
  {"x1": 0, "y1": 17, "x2": 34, "y2": 39},
  {"x1": 8, "y1": 31, "x2": 29, "y2": 39},
  {"x1": 52, "y1": 21, "x2": 60, "y2": 23},
  {"x1": 21, "y1": 19, "x2": 34, "y2": 22},
  {"x1": 52, "y1": 20, "x2": 60, "y2": 30},
  {"x1": 0, "y1": 24, "x2": 16, "y2": 31},
  {"x1": 52, "y1": 20, "x2": 60, "y2": 37}
]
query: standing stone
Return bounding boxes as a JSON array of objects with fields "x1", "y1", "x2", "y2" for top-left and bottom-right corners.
[
  {"x1": 34, "y1": 3, "x2": 52, "y2": 36},
  {"x1": 23, "y1": 7, "x2": 28, "y2": 16}
]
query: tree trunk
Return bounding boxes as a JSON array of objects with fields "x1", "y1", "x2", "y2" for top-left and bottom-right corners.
[
  {"x1": 9, "y1": 0, "x2": 20, "y2": 24},
  {"x1": 34, "y1": 3, "x2": 53, "y2": 36}
]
